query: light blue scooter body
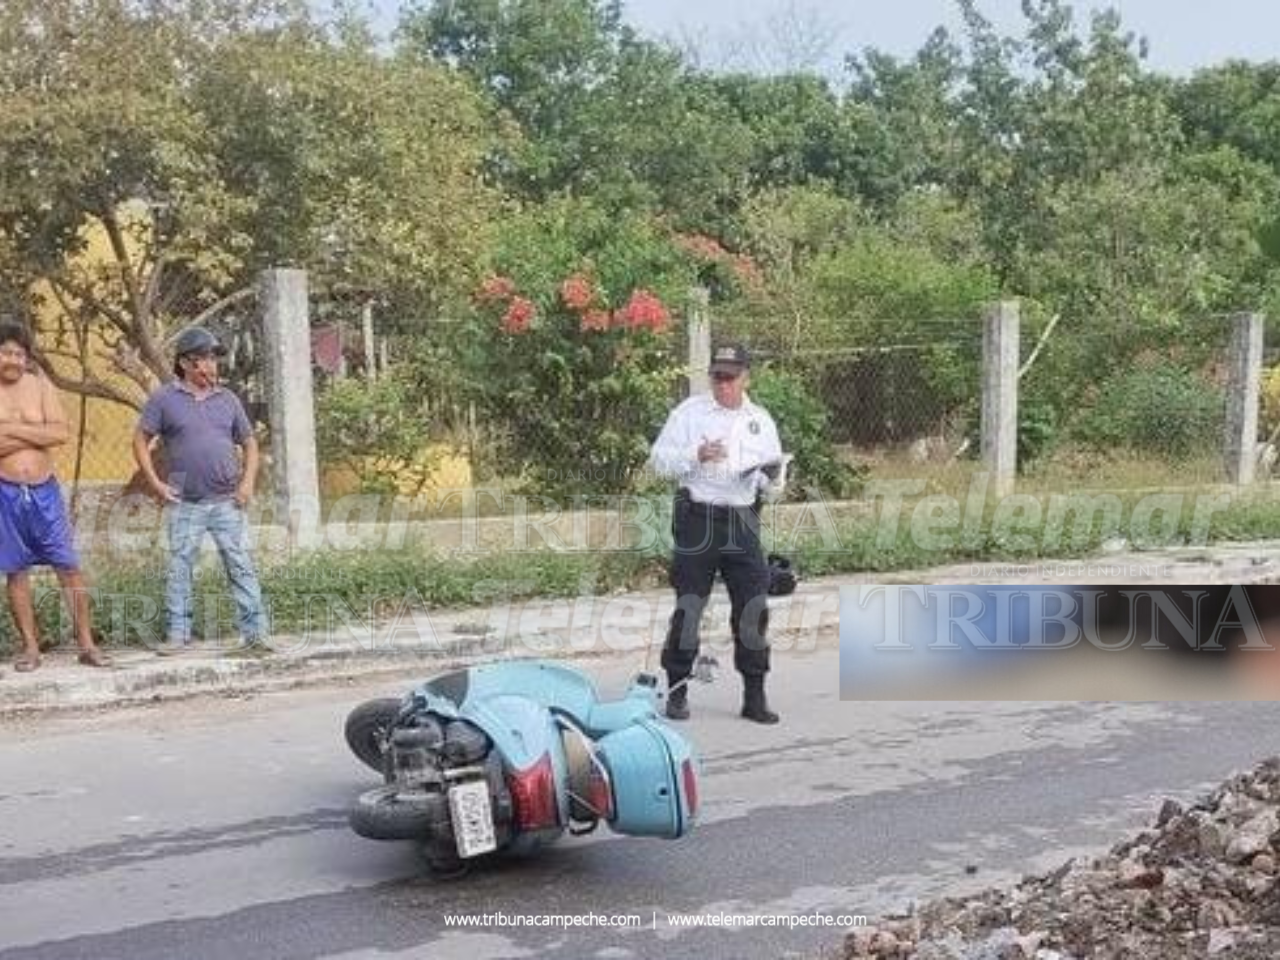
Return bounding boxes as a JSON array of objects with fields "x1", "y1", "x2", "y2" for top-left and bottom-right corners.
[
  {"x1": 401, "y1": 659, "x2": 699, "y2": 842},
  {"x1": 596, "y1": 719, "x2": 699, "y2": 838}
]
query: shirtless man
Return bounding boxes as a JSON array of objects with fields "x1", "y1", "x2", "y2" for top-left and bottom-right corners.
[{"x1": 0, "y1": 320, "x2": 111, "y2": 673}]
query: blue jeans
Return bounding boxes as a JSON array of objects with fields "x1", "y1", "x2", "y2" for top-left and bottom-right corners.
[{"x1": 165, "y1": 499, "x2": 267, "y2": 644}]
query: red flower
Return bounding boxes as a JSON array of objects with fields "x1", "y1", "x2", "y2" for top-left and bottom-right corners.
[
  {"x1": 675, "y1": 233, "x2": 766, "y2": 295},
  {"x1": 502, "y1": 297, "x2": 535, "y2": 334},
  {"x1": 730, "y1": 255, "x2": 765, "y2": 291},
  {"x1": 674, "y1": 233, "x2": 729, "y2": 262},
  {"x1": 618, "y1": 289, "x2": 670, "y2": 333},
  {"x1": 477, "y1": 275, "x2": 516, "y2": 303},
  {"x1": 561, "y1": 274, "x2": 595, "y2": 311},
  {"x1": 580, "y1": 308, "x2": 611, "y2": 333}
]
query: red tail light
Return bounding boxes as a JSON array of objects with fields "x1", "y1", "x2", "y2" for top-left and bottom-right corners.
[
  {"x1": 507, "y1": 753, "x2": 559, "y2": 831},
  {"x1": 681, "y1": 759, "x2": 699, "y2": 816}
]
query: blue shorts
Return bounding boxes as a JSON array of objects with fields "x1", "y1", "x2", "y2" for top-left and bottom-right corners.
[{"x1": 0, "y1": 476, "x2": 82, "y2": 574}]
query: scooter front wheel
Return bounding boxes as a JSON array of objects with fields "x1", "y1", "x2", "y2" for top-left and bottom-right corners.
[{"x1": 344, "y1": 698, "x2": 402, "y2": 774}]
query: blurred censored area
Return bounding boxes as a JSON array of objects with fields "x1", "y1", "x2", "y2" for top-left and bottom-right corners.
[{"x1": 839, "y1": 585, "x2": 1280, "y2": 701}]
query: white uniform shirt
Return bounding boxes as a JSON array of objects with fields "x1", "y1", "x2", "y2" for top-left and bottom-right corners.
[{"x1": 648, "y1": 393, "x2": 783, "y2": 506}]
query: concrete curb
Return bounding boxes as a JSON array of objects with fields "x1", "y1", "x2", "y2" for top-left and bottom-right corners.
[
  {"x1": 0, "y1": 637, "x2": 492, "y2": 716},
  {"x1": 0, "y1": 590, "x2": 826, "y2": 717}
]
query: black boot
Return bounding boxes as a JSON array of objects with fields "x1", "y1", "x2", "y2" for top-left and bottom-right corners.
[
  {"x1": 741, "y1": 674, "x2": 779, "y2": 724},
  {"x1": 666, "y1": 677, "x2": 690, "y2": 721}
]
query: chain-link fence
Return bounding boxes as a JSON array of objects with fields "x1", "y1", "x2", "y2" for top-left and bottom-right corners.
[
  {"x1": 300, "y1": 294, "x2": 1270, "y2": 512},
  {"x1": 727, "y1": 307, "x2": 1256, "y2": 497},
  {"x1": 744, "y1": 317, "x2": 985, "y2": 496},
  {"x1": 1258, "y1": 329, "x2": 1280, "y2": 479},
  {"x1": 1011, "y1": 314, "x2": 1239, "y2": 494},
  {"x1": 36, "y1": 269, "x2": 1244, "y2": 537}
]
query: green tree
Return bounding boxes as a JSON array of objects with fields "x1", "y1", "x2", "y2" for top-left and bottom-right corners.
[
  {"x1": 0, "y1": 0, "x2": 290, "y2": 403},
  {"x1": 400, "y1": 0, "x2": 762, "y2": 233},
  {"x1": 198, "y1": 25, "x2": 504, "y2": 311},
  {"x1": 842, "y1": 28, "x2": 966, "y2": 208},
  {"x1": 1170, "y1": 61, "x2": 1280, "y2": 172},
  {"x1": 0, "y1": 0, "x2": 500, "y2": 405},
  {"x1": 1169, "y1": 61, "x2": 1280, "y2": 309},
  {"x1": 400, "y1": 0, "x2": 637, "y2": 198},
  {"x1": 702, "y1": 72, "x2": 848, "y2": 192}
]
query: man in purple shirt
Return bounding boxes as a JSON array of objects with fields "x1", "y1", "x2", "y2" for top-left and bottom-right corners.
[{"x1": 133, "y1": 327, "x2": 270, "y2": 655}]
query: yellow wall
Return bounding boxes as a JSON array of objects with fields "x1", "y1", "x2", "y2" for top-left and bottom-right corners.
[
  {"x1": 29, "y1": 207, "x2": 156, "y2": 484},
  {"x1": 25, "y1": 205, "x2": 478, "y2": 492},
  {"x1": 45, "y1": 386, "x2": 141, "y2": 484},
  {"x1": 320, "y1": 443, "x2": 474, "y2": 498}
]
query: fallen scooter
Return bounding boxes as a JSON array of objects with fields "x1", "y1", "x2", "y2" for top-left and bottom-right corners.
[{"x1": 343, "y1": 658, "x2": 709, "y2": 876}]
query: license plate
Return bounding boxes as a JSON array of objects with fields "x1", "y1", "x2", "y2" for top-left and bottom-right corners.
[{"x1": 449, "y1": 780, "x2": 497, "y2": 858}]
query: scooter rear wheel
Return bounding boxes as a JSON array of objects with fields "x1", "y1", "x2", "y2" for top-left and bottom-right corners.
[{"x1": 349, "y1": 786, "x2": 444, "y2": 841}]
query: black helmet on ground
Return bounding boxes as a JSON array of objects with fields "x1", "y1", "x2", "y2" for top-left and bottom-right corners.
[{"x1": 767, "y1": 553, "x2": 797, "y2": 596}]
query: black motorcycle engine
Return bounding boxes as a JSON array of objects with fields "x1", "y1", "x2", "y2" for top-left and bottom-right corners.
[
  {"x1": 388, "y1": 721, "x2": 444, "y2": 790},
  {"x1": 442, "y1": 719, "x2": 490, "y2": 765},
  {"x1": 369, "y1": 711, "x2": 517, "y2": 869},
  {"x1": 387, "y1": 714, "x2": 496, "y2": 789}
]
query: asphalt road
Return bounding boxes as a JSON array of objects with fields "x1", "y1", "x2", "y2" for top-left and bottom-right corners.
[{"x1": 3, "y1": 643, "x2": 1280, "y2": 960}]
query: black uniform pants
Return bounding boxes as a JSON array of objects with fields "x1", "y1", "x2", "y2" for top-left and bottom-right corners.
[{"x1": 661, "y1": 490, "x2": 771, "y2": 681}]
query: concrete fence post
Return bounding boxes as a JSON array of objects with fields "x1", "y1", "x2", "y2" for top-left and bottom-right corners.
[
  {"x1": 686, "y1": 286, "x2": 711, "y2": 398},
  {"x1": 260, "y1": 268, "x2": 321, "y2": 542},
  {"x1": 981, "y1": 300, "x2": 1020, "y2": 499},
  {"x1": 362, "y1": 299, "x2": 376, "y2": 382},
  {"x1": 1224, "y1": 311, "x2": 1265, "y2": 485}
]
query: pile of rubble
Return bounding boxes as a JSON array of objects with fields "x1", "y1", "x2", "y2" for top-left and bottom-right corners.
[{"x1": 842, "y1": 757, "x2": 1280, "y2": 959}]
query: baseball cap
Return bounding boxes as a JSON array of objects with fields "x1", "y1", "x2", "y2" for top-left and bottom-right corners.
[
  {"x1": 172, "y1": 326, "x2": 227, "y2": 357},
  {"x1": 708, "y1": 343, "x2": 749, "y2": 375}
]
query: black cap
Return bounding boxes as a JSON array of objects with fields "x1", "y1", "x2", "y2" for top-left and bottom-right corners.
[
  {"x1": 708, "y1": 342, "x2": 749, "y2": 375},
  {"x1": 172, "y1": 326, "x2": 227, "y2": 357}
]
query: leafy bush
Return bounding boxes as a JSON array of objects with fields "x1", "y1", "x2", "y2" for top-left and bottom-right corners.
[
  {"x1": 1017, "y1": 397, "x2": 1061, "y2": 468},
  {"x1": 1261, "y1": 362, "x2": 1280, "y2": 441},
  {"x1": 747, "y1": 364, "x2": 865, "y2": 498},
  {"x1": 316, "y1": 369, "x2": 437, "y2": 494},
  {"x1": 957, "y1": 394, "x2": 1060, "y2": 473},
  {"x1": 803, "y1": 232, "x2": 1000, "y2": 351},
  {"x1": 1073, "y1": 360, "x2": 1224, "y2": 460},
  {"x1": 458, "y1": 199, "x2": 700, "y2": 498}
]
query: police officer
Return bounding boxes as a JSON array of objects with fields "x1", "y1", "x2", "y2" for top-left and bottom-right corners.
[{"x1": 649, "y1": 343, "x2": 788, "y2": 724}]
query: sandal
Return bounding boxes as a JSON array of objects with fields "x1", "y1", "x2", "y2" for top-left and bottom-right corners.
[
  {"x1": 77, "y1": 649, "x2": 113, "y2": 668},
  {"x1": 13, "y1": 654, "x2": 40, "y2": 672}
]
